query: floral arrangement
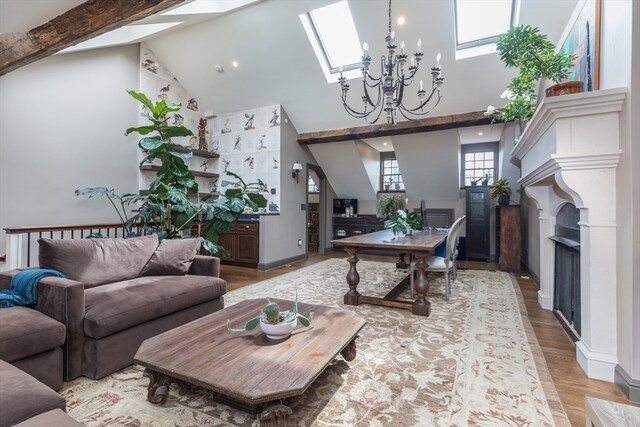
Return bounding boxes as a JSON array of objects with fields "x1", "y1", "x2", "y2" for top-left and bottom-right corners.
[{"x1": 384, "y1": 209, "x2": 421, "y2": 238}]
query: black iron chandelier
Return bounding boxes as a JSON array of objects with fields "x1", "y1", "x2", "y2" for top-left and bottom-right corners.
[{"x1": 338, "y1": 0, "x2": 444, "y2": 125}]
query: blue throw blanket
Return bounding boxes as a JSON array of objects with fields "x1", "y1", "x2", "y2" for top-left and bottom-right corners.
[{"x1": 0, "y1": 269, "x2": 66, "y2": 308}]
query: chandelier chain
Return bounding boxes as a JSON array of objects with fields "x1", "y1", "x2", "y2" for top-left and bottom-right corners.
[{"x1": 388, "y1": 0, "x2": 392, "y2": 34}]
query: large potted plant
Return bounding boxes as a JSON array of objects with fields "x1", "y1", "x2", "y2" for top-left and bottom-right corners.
[
  {"x1": 77, "y1": 91, "x2": 267, "y2": 256},
  {"x1": 486, "y1": 25, "x2": 577, "y2": 127},
  {"x1": 491, "y1": 178, "x2": 513, "y2": 206}
]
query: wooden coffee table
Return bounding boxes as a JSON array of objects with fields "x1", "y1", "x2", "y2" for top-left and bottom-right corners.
[{"x1": 134, "y1": 298, "x2": 366, "y2": 426}]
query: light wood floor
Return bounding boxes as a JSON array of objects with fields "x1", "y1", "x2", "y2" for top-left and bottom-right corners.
[{"x1": 220, "y1": 252, "x2": 639, "y2": 426}]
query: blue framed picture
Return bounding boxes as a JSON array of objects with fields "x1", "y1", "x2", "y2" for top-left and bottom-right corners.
[{"x1": 558, "y1": 0, "x2": 601, "y2": 92}]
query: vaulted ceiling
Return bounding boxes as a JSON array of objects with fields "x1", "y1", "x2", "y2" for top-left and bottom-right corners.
[{"x1": 1, "y1": 0, "x2": 578, "y2": 134}]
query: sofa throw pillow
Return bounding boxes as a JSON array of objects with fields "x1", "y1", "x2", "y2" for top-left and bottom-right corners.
[
  {"x1": 38, "y1": 234, "x2": 159, "y2": 288},
  {"x1": 139, "y1": 237, "x2": 203, "y2": 276}
]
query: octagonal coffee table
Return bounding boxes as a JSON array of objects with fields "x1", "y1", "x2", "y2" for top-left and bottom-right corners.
[{"x1": 134, "y1": 298, "x2": 366, "y2": 426}]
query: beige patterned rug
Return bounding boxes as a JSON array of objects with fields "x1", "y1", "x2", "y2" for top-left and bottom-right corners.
[{"x1": 61, "y1": 259, "x2": 569, "y2": 426}]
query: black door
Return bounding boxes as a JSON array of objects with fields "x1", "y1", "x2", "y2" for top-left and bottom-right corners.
[{"x1": 465, "y1": 187, "x2": 490, "y2": 260}]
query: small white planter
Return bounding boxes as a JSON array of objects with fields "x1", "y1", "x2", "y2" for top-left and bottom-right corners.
[{"x1": 259, "y1": 318, "x2": 297, "y2": 340}]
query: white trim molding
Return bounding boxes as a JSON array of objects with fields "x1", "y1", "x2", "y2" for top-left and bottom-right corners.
[{"x1": 577, "y1": 340, "x2": 619, "y2": 382}]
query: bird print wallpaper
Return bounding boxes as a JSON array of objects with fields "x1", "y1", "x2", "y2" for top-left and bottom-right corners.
[{"x1": 208, "y1": 106, "x2": 282, "y2": 213}]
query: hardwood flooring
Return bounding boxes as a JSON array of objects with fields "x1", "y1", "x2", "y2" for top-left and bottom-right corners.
[{"x1": 220, "y1": 252, "x2": 639, "y2": 426}]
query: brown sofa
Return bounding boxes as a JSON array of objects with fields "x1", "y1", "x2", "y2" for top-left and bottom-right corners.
[
  {"x1": 0, "y1": 359, "x2": 82, "y2": 427},
  {"x1": 0, "y1": 235, "x2": 227, "y2": 381}
]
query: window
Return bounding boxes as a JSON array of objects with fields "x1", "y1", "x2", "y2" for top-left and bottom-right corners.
[
  {"x1": 381, "y1": 153, "x2": 405, "y2": 191},
  {"x1": 454, "y1": 0, "x2": 518, "y2": 58},
  {"x1": 461, "y1": 143, "x2": 498, "y2": 187},
  {"x1": 300, "y1": 1, "x2": 363, "y2": 82},
  {"x1": 308, "y1": 176, "x2": 319, "y2": 193}
]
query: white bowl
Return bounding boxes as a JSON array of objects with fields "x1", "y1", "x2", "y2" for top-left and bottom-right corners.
[{"x1": 259, "y1": 318, "x2": 297, "y2": 340}]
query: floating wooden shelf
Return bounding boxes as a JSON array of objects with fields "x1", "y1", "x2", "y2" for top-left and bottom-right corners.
[
  {"x1": 173, "y1": 146, "x2": 220, "y2": 159},
  {"x1": 139, "y1": 164, "x2": 219, "y2": 179},
  {"x1": 138, "y1": 189, "x2": 218, "y2": 198}
]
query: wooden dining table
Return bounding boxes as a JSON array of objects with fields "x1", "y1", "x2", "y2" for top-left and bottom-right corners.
[{"x1": 331, "y1": 228, "x2": 448, "y2": 317}]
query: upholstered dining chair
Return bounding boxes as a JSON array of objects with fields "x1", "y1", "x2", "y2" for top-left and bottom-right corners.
[{"x1": 410, "y1": 215, "x2": 466, "y2": 301}]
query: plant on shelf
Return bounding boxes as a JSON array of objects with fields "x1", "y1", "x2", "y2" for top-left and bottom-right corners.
[
  {"x1": 76, "y1": 90, "x2": 267, "y2": 256},
  {"x1": 485, "y1": 25, "x2": 576, "y2": 125},
  {"x1": 491, "y1": 178, "x2": 513, "y2": 205},
  {"x1": 377, "y1": 194, "x2": 420, "y2": 238},
  {"x1": 227, "y1": 293, "x2": 313, "y2": 340}
]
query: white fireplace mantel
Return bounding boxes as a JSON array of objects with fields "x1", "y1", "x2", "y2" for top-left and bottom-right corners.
[{"x1": 511, "y1": 87, "x2": 628, "y2": 382}]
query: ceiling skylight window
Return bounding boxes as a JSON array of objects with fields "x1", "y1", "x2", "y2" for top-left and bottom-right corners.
[
  {"x1": 454, "y1": 0, "x2": 518, "y2": 58},
  {"x1": 300, "y1": 1, "x2": 362, "y2": 83}
]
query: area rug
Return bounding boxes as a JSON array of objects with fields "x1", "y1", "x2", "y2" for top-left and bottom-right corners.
[{"x1": 61, "y1": 259, "x2": 569, "y2": 426}]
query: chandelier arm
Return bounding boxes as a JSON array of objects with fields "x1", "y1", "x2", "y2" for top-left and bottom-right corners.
[
  {"x1": 342, "y1": 92, "x2": 381, "y2": 119},
  {"x1": 364, "y1": 105, "x2": 385, "y2": 124},
  {"x1": 395, "y1": 75, "x2": 405, "y2": 107},
  {"x1": 362, "y1": 78, "x2": 381, "y2": 108},
  {"x1": 398, "y1": 91, "x2": 443, "y2": 116}
]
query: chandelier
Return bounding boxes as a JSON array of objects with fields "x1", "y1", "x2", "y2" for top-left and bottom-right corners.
[{"x1": 338, "y1": 0, "x2": 444, "y2": 125}]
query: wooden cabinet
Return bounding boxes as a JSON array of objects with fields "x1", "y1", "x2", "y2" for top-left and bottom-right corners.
[
  {"x1": 496, "y1": 205, "x2": 521, "y2": 272},
  {"x1": 218, "y1": 221, "x2": 259, "y2": 267},
  {"x1": 465, "y1": 186, "x2": 490, "y2": 260},
  {"x1": 332, "y1": 216, "x2": 385, "y2": 240}
]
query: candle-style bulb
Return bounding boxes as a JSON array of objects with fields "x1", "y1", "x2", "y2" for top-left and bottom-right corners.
[
  {"x1": 436, "y1": 52, "x2": 441, "y2": 66},
  {"x1": 390, "y1": 30, "x2": 395, "y2": 41},
  {"x1": 410, "y1": 56, "x2": 415, "y2": 67},
  {"x1": 417, "y1": 38, "x2": 422, "y2": 53},
  {"x1": 400, "y1": 40, "x2": 405, "y2": 54},
  {"x1": 419, "y1": 80, "x2": 424, "y2": 91},
  {"x1": 363, "y1": 42, "x2": 369, "y2": 55}
]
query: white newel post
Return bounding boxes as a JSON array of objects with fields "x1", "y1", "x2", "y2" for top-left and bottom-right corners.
[{"x1": 5, "y1": 234, "x2": 23, "y2": 270}]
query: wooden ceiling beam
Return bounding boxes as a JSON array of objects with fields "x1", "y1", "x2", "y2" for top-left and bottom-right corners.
[
  {"x1": 297, "y1": 111, "x2": 493, "y2": 144},
  {"x1": 0, "y1": 0, "x2": 185, "y2": 76}
]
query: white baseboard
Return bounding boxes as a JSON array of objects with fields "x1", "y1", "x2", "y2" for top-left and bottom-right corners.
[
  {"x1": 576, "y1": 340, "x2": 618, "y2": 382},
  {"x1": 537, "y1": 290, "x2": 553, "y2": 310}
]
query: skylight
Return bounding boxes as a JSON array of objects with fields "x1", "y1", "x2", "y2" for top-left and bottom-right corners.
[
  {"x1": 300, "y1": 1, "x2": 362, "y2": 83},
  {"x1": 162, "y1": 0, "x2": 258, "y2": 16},
  {"x1": 455, "y1": 0, "x2": 517, "y2": 51}
]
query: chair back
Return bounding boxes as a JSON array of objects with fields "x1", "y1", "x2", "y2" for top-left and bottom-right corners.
[{"x1": 445, "y1": 216, "x2": 466, "y2": 261}]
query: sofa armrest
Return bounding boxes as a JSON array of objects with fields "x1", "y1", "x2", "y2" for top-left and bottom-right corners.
[
  {"x1": 188, "y1": 255, "x2": 221, "y2": 277},
  {"x1": 0, "y1": 269, "x2": 29, "y2": 290},
  {"x1": 35, "y1": 277, "x2": 85, "y2": 381}
]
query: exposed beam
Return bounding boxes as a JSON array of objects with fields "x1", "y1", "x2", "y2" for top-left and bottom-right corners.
[
  {"x1": 0, "y1": 0, "x2": 185, "y2": 76},
  {"x1": 297, "y1": 111, "x2": 493, "y2": 144}
]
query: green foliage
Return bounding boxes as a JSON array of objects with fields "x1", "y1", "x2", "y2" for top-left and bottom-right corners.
[
  {"x1": 76, "y1": 91, "x2": 267, "y2": 255},
  {"x1": 377, "y1": 194, "x2": 406, "y2": 218},
  {"x1": 490, "y1": 178, "x2": 513, "y2": 198},
  {"x1": 226, "y1": 291, "x2": 314, "y2": 333},
  {"x1": 490, "y1": 25, "x2": 575, "y2": 124}
]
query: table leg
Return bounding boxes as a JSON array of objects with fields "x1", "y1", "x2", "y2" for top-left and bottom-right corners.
[
  {"x1": 343, "y1": 249, "x2": 360, "y2": 306},
  {"x1": 412, "y1": 255, "x2": 431, "y2": 316},
  {"x1": 340, "y1": 336, "x2": 358, "y2": 361},
  {"x1": 143, "y1": 368, "x2": 171, "y2": 404},
  {"x1": 396, "y1": 253, "x2": 408, "y2": 268},
  {"x1": 260, "y1": 402, "x2": 292, "y2": 426}
]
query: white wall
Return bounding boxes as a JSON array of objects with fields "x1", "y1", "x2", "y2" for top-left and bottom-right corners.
[
  {"x1": 0, "y1": 45, "x2": 140, "y2": 254},
  {"x1": 259, "y1": 109, "x2": 319, "y2": 267}
]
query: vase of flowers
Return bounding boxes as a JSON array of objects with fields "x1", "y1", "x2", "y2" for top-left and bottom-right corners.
[{"x1": 383, "y1": 209, "x2": 421, "y2": 239}]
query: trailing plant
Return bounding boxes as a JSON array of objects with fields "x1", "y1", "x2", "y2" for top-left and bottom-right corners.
[
  {"x1": 76, "y1": 91, "x2": 267, "y2": 256},
  {"x1": 487, "y1": 25, "x2": 575, "y2": 124},
  {"x1": 490, "y1": 178, "x2": 513, "y2": 198},
  {"x1": 226, "y1": 292, "x2": 313, "y2": 332}
]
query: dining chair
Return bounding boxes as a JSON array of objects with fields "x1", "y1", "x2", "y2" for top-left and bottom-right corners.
[{"x1": 410, "y1": 215, "x2": 466, "y2": 301}]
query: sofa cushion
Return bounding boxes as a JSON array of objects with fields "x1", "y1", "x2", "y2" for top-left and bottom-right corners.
[
  {"x1": 0, "y1": 359, "x2": 66, "y2": 427},
  {"x1": 0, "y1": 307, "x2": 65, "y2": 363},
  {"x1": 13, "y1": 409, "x2": 84, "y2": 427},
  {"x1": 139, "y1": 237, "x2": 203, "y2": 276},
  {"x1": 83, "y1": 275, "x2": 227, "y2": 339},
  {"x1": 38, "y1": 234, "x2": 159, "y2": 288}
]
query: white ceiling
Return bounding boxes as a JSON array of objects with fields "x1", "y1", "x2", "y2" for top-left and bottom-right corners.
[{"x1": 1, "y1": 0, "x2": 579, "y2": 135}]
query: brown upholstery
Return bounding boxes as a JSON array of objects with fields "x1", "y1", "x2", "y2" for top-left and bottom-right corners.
[
  {"x1": 188, "y1": 255, "x2": 221, "y2": 277},
  {"x1": 84, "y1": 275, "x2": 227, "y2": 339},
  {"x1": 13, "y1": 409, "x2": 83, "y2": 427},
  {"x1": 0, "y1": 360, "x2": 66, "y2": 427},
  {"x1": 140, "y1": 237, "x2": 203, "y2": 276},
  {"x1": 0, "y1": 307, "x2": 65, "y2": 362},
  {"x1": 38, "y1": 234, "x2": 159, "y2": 287},
  {"x1": 83, "y1": 298, "x2": 223, "y2": 379},
  {"x1": 12, "y1": 348, "x2": 63, "y2": 391}
]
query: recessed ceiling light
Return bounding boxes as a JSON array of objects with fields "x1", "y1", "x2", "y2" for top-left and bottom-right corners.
[
  {"x1": 383, "y1": 142, "x2": 388, "y2": 146},
  {"x1": 397, "y1": 16, "x2": 406, "y2": 26},
  {"x1": 232, "y1": 61, "x2": 239, "y2": 68},
  {"x1": 478, "y1": 132, "x2": 484, "y2": 136}
]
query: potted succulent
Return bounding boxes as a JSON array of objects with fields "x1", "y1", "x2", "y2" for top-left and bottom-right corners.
[
  {"x1": 487, "y1": 25, "x2": 577, "y2": 127},
  {"x1": 491, "y1": 178, "x2": 513, "y2": 205},
  {"x1": 227, "y1": 296, "x2": 313, "y2": 340}
]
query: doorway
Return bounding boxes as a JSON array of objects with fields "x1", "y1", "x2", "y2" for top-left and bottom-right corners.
[{"x1": 306, "y1": 164, "x2": 326, "y2": 255}]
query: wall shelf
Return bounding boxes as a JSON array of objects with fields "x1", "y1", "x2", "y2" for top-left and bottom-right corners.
[
  {"x1": 139, "y1": 164, "x2": 219, "y2": 178},
  {"x1": 138, "y1": 189, "x2": 218, "y2": 199},
  {"x1": 173, "y1": 146, "x2": 220, "y2": 159}
]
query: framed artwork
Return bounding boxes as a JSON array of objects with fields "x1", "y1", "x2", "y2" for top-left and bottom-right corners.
[{"x1": 558, "y1": 0, "x2": 601, "y2": 92}]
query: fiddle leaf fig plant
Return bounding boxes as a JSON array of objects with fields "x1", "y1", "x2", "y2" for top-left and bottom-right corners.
[{"x1": 76, "y1": 90, "x2": 268, "y2": 256}]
